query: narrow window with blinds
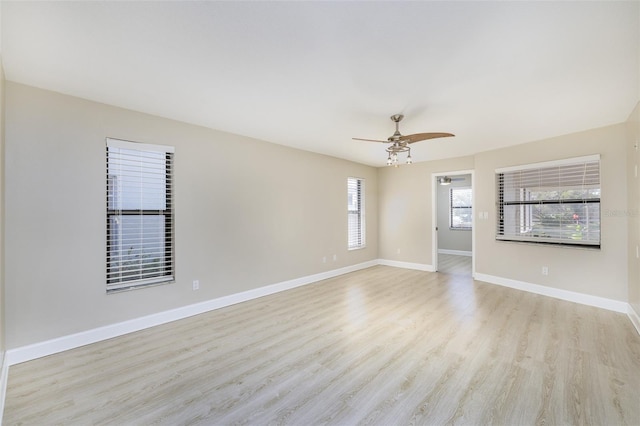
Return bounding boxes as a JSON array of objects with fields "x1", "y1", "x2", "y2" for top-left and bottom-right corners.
[
  {"x1": 496, "y1": 155, "x2": 600, "y2": 248},
  {"x1": 450, "y1": 187, "x2": 472, "y2": 230},
  {"x1": 106, "y1": 138, "x2": 175, "y2": 292},
  {"x1": 348, "y1": 177, "x2": 365, "y2": 249}
]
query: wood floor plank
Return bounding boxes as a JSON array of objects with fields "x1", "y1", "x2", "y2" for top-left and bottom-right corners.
[{"x1": 4, "y1": 262, "x2": 640, "y2": 425}]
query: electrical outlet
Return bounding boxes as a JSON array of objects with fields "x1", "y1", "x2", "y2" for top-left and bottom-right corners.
[
  {"x1": 333, "y1": 254, "x2": 337, "y2": 261},
  {"x1": 542, "y1": 266, "x2": 549, "y2": 276},
  {"x1": 192, "y1": 280, "x2": 200, "y2": 290},
  {"x1": 397, "y1": 248, "x2": 401, "y2": 255},
  {"x1": 322, "y1": 256, "x2": 327, "y2": 263}
]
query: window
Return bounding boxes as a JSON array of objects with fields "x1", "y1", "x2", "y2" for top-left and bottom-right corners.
[
  {"x1": 106, "y1": 138, "x2": 175, "y2": 292},
  {"x1": 496, "y1": 155, "x2": 600, "y2": 248},
  {"x1": 348, "y1": 177, "x2": 365, "y2": 249},
  {"x1": 450, "y1": 187, "x2": 472, "y2": 229}
]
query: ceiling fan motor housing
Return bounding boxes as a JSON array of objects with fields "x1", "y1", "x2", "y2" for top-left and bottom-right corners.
[{"x1": 386, "y1": 143, "x2": 410, "y2": 154}]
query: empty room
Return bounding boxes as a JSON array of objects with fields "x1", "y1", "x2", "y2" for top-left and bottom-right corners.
[{"x1": 0, "y1": 1, "x2": 639, "y2": 425}]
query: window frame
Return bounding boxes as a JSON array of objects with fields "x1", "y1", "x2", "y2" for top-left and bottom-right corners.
[
  {"x1": 495, "y1": 154, "x2": 601, "y2": 249},
  {"x1": 106, "y1": 138, "x2": 175, "y2": 292},
  {"x1": 449, "y1": 186, "x2": 473, "y2": 230},
  {"x1": 347, "y1": 177, "x2": 365, "y2": 250}
]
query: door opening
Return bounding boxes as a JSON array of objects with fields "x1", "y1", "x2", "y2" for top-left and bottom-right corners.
[{"x1": 432, "y1": 171, "x2": 474, "y2": 277}]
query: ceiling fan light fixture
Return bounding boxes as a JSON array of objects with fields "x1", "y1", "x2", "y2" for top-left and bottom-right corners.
[{"x1": 352, "y1": 113, "x2": 455, "y2": 167}]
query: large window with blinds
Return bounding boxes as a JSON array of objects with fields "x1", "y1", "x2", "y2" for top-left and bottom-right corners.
[
  {"x1": 496, "y1": 155, "x2": 600, "y2": 248},
  {"x1": 348, "y1": 177, "x2": 365, "y2": 249},
  {"x1": 106, "y1": 138, "x2": 175, "y2": 292}
]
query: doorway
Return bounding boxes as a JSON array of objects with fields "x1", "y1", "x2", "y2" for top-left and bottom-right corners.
[{"x1": 432, "y1": 170, "x2": 474, "y2": 277}]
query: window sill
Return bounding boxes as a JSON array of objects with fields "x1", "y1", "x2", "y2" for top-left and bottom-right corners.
[
  {"x1": 107, "y1": 278, "x2": 175, "y2": 294},
  {"x1": 495, "y1": 238, "x2": 600, "y2": 250}
]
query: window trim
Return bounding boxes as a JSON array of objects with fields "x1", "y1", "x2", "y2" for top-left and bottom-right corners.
[
  {"x1": 449, "y1": 186, "x2": 472, "y2": 230},
  {"x1": 495, "y1": 154, "x2": 601, "y2": 249},
  {"x1": 106, "y1": 138, "x2": 175, "y2": 292},
  {"x1": 347, "y1": 177, "x2": 365, "y2": 250}
]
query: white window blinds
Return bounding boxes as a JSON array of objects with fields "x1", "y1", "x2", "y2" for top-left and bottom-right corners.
[
  {"x1": 496, "y1": 155, "x2": 600, "y2": 248},
  {"x1": 450, "y1": 187, "x2": 472, "y2": 229},
  {"x1": 348, "y1": 177, "x2": 365, "y2": 249},
  {"x1": 106, "y1": 138, "x2": 175, "y2": 291}
]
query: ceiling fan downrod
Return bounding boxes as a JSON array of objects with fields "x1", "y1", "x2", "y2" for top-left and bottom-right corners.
[{"x1": 389, "y1": 114, "x2": 404, "y2": 141}]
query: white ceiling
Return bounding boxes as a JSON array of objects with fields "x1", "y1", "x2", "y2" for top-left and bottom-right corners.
[{"x1": 2, "y1": 1, "x2": 639, "y2": 166}]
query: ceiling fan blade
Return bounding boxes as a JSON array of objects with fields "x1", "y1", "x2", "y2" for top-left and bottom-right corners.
[
  {"x1": 404, "y1": 132, "x2": 455, "y2": 143},
  {"x1": 352, "y1": 137, "x2": 389, "y2": 143}
]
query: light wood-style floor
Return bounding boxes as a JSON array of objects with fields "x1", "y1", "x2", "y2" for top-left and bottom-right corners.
[
  {"x1": 5, "y1": 265, "x2": 640, "y2": 425},
  {"x1": 437, "y1": 254, "x2": 472, "y2": 276}
]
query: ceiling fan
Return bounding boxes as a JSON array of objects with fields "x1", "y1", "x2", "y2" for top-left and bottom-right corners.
[
  {"x1": 353, "y1": 114, "x2": 454, "y2": 166},
  {"x1": 437, "y1": 176, "x2": 466, "y2": 185}
]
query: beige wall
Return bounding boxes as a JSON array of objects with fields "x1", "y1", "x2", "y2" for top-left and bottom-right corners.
[
  {"x1": 628, "y1": 102, "x2": 640, "y2": 315},
  {"x1": 474, "y1": 124, "x2": 628, "y2": 301},
  {"x1": 378, "y1": 156, "x2": 474, "y2": 265},
  {"x1": 379, "y1": 124, "x2": 629, "y2": 302},
  {"x1": 0, "y1": 57, "x2": 5, "y2": 357},
  {"x1": 4, "y1": 82, "x2": 378, "y2": 349},
  {"x1": 632, "y1": 2, "x2": 640, "y2": 318}
]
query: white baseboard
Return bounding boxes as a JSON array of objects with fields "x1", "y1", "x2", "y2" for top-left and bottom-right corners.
[
  {"x1": 629, "y1": 304, "x2": 640, "y2": 336},
  {"x1": 377, "y1": 259, "x2": 434, "y2": 272},
  {"x1": 5, "y1": 260, "x2": 631, "y2": 366},
  {"x1": 474, "y1": 273, "x2": 627, "y2": 313},
  {"x1": 6, "y1": 260, "x2": 378, "y2": 366},
  {"x1": 0, "y1": 352, "x2": 7, "y2": 425},
  {"x1": 438, "y1": 249, "x2": 472, "y2": 257}
]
